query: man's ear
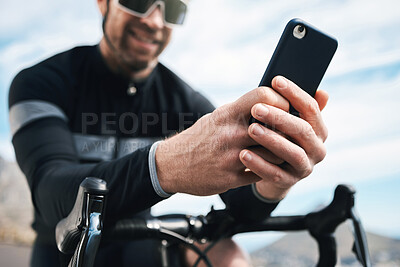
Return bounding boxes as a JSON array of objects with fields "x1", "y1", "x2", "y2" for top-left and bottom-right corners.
[{"x1": 97, "y1": 0, "x2": 108, "y2": 16}]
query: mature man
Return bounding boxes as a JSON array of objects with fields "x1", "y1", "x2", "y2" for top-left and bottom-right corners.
[{"x1": 8, "y1": 0, "x2": 328, "y2": 266}]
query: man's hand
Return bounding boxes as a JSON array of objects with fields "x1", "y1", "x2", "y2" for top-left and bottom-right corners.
[
  {"x1": 240, "y1": 76, "x2": 329, "y2": 200},
  {"x1": 155, "y1": 85, "x2": 289, "y2": 196},
  {"x1": 155, "y1": 75, "x2": 328, "y2": 199}
]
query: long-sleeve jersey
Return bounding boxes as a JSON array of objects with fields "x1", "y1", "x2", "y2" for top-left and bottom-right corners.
[{"x1": 8, "y1": 45, "x2": 278, "y2": 248}]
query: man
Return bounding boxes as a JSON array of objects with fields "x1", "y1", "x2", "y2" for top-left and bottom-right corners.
[{"x1": 8, "y1": 0, "x2": 329, "y2": 266}]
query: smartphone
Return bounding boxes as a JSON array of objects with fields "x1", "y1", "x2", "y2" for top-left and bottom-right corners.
[{"x1": 254, "y1": 18, "x2": 338, "y2": 117}]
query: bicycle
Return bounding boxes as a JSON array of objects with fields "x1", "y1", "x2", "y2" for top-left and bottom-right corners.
[{"x1": 56, "y1": 177, "x2": 371, "y2": 267}]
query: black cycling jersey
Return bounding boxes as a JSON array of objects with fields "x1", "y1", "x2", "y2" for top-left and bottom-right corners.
[{"x1": 9, "y1": 45, "x2": 278, "y2": 266}]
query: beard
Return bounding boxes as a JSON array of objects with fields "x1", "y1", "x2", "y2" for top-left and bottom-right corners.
[
  {"x1": 116, "y1": 38, "x2": 163, "y2": 74},
  {"x1": 124, "y1": 56, "x2": 152, "y2": 72},
  {"x1": 101, "y1": 18, "x2": 171, "y2": 77}
]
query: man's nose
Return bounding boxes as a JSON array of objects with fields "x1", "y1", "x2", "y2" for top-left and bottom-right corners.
[{"x1": 141, "y1": 5, "x2": 165, "y2": 29}]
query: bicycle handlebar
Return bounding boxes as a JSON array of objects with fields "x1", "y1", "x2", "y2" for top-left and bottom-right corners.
[
  {"x1": 56, "y1": 178, "x2": 371, "y2": 267},
  {"x1": 104, "y1": 214, "x2": 207, "y2": 241}
]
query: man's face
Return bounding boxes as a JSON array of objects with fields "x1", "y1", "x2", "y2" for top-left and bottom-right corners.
[{"x1": 102, "y1": 0, "x2": 173, "y2": 72}]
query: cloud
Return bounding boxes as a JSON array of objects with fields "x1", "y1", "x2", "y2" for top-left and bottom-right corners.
[
  {"x1": 162, "y1": 0, "x2": 400, "y2": 95},
  {"x1": 0, "y1": 0, "x2": 102, "y2": 86},
  {"x1": 0, "y1": 0, "x2": 100, "y2": 37}
]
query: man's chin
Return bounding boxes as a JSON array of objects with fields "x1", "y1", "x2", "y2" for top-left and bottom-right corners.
[
  {"x1": 126, "y1": 57, "x2": 155, "y2": 71},
  {"x1": 119, "y1": 57, "x2": 158, "y2": 79},
  {"x1": 118, "y1": 60, "x2": 144, "y2": 72}
]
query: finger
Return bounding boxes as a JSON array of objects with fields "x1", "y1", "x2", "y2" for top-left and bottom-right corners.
[
  {"x1": 247, "y1": 146, "x2": 285, "y2": 165},
  {"x1": 271, "y1": 76, "x2": 328, "y2": 140},
  {"x1": 235, "y1": 169, "x2": 262, "y2": 186},
  {"x1": 248, "y1": 123, "x2": 313, "y2": 177},
  {"x1": 239, "y1": 150, "x2": 298, "y2": 188},
  {"x1": 242, "y1": 127, "x2": 289, "y2": 148},
  {"x1": 228, "y1": 86, "x2": 290, "y2": 118},
  {"x1": 314, "y1": 90, "x2": 329, "y2": 111},
  {"x1": 251, "y1": 104, "x2": 326, "y2": 164}
]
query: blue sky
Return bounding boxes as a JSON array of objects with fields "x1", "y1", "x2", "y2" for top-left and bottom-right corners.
[{"x1": 1, "y1": 0, "x2": 400, "y2": 252}]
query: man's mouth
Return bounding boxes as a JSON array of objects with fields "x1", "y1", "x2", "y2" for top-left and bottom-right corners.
[
  {"x1": 134, "y1": 33, "x2": 158, "y2": 44},
  {"x1": 128, "y1": 30, "x2": 160, "y2": 51}
]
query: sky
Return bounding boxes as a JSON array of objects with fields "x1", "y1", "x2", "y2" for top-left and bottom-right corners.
[{"x1": 1, "y1": 0, "x2": 400, "y2": 253}]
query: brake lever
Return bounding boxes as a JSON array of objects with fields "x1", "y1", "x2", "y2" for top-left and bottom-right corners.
[{"x1": 350, "y1": 206, "x2": 372, "y2": 267}]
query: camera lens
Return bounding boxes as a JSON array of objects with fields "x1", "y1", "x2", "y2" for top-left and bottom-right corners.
[{"x1": 293, "y1": 25, "x2": 306, "y2": 39}]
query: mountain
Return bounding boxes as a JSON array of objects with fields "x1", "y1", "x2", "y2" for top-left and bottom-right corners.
[
  {"x1": 0, "y1": 157, "x2": 35, "y2": 245},
  {"x1": 251, "y1": 223, "x2": 400, "y2": 267}
]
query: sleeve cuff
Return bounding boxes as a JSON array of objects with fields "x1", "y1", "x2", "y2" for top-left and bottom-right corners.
[
  {"x1": 148, "y1": 141, "x2": 173, "y2": 198},
  {"x1": 251, "y1": 183, "x2": 281, "y2": 204}
]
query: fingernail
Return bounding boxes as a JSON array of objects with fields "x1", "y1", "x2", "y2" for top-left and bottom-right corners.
[
  {"x1": 242, "y1": 150, "x2": 252, "y2": 161},
  {"x1": 255, "y1": 104, "x2": 269, "y2": 118},
  {"x1": 276, "y1": 76, "x2": 287, "y2": 89},
  {"x1": 251, "y1": 124, "x2": 264, "y2": 136}
]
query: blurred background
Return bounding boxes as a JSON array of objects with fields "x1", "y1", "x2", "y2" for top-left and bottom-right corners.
[{"x1": 1, "y1": 0, "x2": 399, "y2": 266}]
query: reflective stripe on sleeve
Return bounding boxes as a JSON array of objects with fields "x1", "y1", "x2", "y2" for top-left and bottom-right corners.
[{"x1": 9, "y1": 100, "x2": 68, "y2": 136}]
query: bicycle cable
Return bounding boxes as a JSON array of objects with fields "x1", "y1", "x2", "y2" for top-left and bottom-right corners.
[
  {"x1": 158, "y1": 228, "x2": 213, "y2": 267},
  {"x1": 192, "y1": 240, "x2": 219, "y2": 267}
]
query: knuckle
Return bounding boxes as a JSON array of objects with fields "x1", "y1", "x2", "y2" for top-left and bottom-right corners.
[
  {"x1": 301, "y1": 122, "x2": 316, "y2": 141},
  {"x1": 294, "y1": 150, "x2": 311, "y2": 176},
  {"x1": 210, "y1": 108, "x2": 224, "y2": 124},
  {"x1": 212, "y1": 104, "x2": 234, "y2": 125},
  {"x1": 303, "y1": 164, "x2": 313, "y2": 178},
  {"x1": 272, "y1": 168, "x2": 283, "y2": 183},
  {"x1": 306, "y1": 99, "x2": 320, "y2": 116},
  {"x1": 321, "y1": 125, "x2": 329, "y2": 142},
  {"x1": 256, "y1": 87, "x2": 275, "y2": 105},
  {"x1": 314, "y1": 145, "x2": 327, "y2": 164},
  {"x1": 272, "y1": 168, "x2": 294, "y2": 189}
]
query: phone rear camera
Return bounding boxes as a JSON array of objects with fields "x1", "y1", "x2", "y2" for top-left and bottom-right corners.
[{"x1": 293, "y1": 25, "x2": 306, "y2": 39}]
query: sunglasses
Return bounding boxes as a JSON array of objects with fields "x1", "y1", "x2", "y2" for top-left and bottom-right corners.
[{"x1": 116, "y1": 0, "x2": 188, "y2": 27}]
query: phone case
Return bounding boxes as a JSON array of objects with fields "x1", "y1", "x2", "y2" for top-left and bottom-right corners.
[{"x1": 259, "y1": 18, "x2": 338, "y2": 115}]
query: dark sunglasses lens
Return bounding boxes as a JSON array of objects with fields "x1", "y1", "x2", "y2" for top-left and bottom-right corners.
[
  {"x1": 119, "y1": 0, "x2": 156, "y2": 14},
  {"x1": 164, "y1": 0, "x2": 187, "y2": 25}
]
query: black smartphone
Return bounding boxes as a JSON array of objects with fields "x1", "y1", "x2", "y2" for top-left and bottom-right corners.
[{"x1": 254, "y1": 18, "x2": 338, "y2": 117}]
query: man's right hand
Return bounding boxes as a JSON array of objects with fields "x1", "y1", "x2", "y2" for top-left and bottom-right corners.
[{"x1": 155, "y1": 86, "x2": 289, "y2": 196}]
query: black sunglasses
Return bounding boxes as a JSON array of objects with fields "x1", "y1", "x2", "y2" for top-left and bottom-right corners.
[{"x1": 116, "y1": 0, "x2": 188, "y2": 27}]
